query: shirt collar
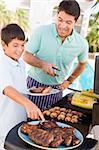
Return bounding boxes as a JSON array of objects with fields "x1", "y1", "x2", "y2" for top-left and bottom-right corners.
[
  {"x1": 52, "y1": 23, "x2": 75, "y2": 42},
  {"x1": 3, "y1": 54, "x2": 20, "y2": 67},
  {"x1": 66, "y1": 30, "x2": 75, "y2": 42},
  {"x1": 52, "y1": 23, "x2": 58, "y2": 37}
]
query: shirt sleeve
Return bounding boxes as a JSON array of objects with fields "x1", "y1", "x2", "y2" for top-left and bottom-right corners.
[
  {"x1": 0, "y1": 64, "x2": 14, "y2": 95},
  {"x1": 78, "y1": 39, "x2": 89, "y2": 63},
  {"x1": 25, "y1": 27, "x2": 42, "y2": 54}
]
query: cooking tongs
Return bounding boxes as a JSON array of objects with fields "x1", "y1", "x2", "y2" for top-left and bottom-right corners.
[
  {"x1": 52, "y1": 66, "x2": 60, "y2": 77},
  {"x1": 27, "y1": 118, "x2": 46, "y2": 124}
]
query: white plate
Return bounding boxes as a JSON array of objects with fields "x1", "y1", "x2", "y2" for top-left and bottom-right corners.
[
  {"x1": 23, "y1": 88, "x2": 60, "y2": 96},
  {"x1": 18, "y1": 121, "x2": 83, "y2": 150}
]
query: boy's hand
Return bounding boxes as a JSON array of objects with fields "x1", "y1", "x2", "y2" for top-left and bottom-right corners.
[{"x1": 25, "y1": 100, "x2": 44, "y2": 121}]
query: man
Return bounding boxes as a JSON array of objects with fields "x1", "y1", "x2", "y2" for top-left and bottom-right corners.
[{"x1": 23, "y1": 0, "x2": 88, "y2": 95}]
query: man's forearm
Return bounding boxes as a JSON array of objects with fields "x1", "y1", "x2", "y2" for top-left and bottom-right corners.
[
  {"x1": 67, "y1": 61, "x2": 87, "y2": 83},
  {"x1": 23, "y1": 51, "x2": 58, "y2": 76},
  {"x1": 23, "y1": 51, "x2": 44, "y2": 69}
]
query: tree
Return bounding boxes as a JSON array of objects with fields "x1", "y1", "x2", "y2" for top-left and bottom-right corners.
[
  {"x1": 0, "y1": 0, "x2": 29, "y2": 32},
  {"x1": 15, "y1": 8, "x2": 29, "y2": 32},
  {"x1": 0, "y1": 1, "x2": 12, "y2": 28},
  {"x1": 86, "y1": 7, "x2": 99, "y2": 52}
]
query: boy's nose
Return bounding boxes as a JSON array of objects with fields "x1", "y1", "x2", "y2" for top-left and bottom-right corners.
[
  {"x1": 16, "y1": 47, "x2": 23, "y2": 54},
  {"x1": 19, "y1": 46, "x2": 23, "y2": 52}
]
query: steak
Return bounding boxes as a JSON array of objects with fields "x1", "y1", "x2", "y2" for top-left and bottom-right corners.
[
  {"x1": 50, "y1": 127, "x2": 64, "y2": 147},
  {"x1": 73, "y1": 135, "x2": 80, "y2": 145},
  {"x1": 20, "y1": 121, "x2": 80, "y2": 148},
  {"x1": 29, "y1": 128, "x2": 54, "y2": 147},
  {"x1": 21, "y1": 123, "x2": 38, "y2": 135},
  {"x1": 40, "y1": 120, "x2": 58, "y2": 130},
  {"x1": 64, "y1": 127, "x2": 74, "y2": 146}
]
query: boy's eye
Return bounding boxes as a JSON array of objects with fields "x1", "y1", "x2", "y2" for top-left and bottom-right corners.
[
  {"x1": 22, "y1": 44, "x2": 25, "y2": 47},
  {"x1": 13, "y1": 44, "x2": 24, "y2": 48}
]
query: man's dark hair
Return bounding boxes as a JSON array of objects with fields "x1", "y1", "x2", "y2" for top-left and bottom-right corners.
[
  {"x1": 58, "y1": 0, "x2": 80, "y2": 21},
  {"x1": 1, "y1": 23, "x2": 25, "y2": 45}
]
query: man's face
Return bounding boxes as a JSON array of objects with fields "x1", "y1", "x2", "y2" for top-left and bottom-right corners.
[
  {"x1": 56, "y1": 11, "x2": 76, "y2": 38},
  {"x1": 3, "y1": 38, "x2": 25, "y2": 61}
]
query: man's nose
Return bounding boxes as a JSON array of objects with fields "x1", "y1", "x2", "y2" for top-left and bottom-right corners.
[{"x1": 62, "y1": 21, "x2": 67, "y2": 28}]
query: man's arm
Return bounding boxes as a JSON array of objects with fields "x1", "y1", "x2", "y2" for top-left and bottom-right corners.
[
  {"x1": 23, "y1": 51, "x2": 58, "y2": 77},
  {"x1": 59, "y1": 61, "x2": 87, "y2": 90},
  {"x1": 23, "y1": 51, "x2": 44, "y2": 69},
  {"x1": 67, "y1": 61, "x2": 86, "y2": 83}
]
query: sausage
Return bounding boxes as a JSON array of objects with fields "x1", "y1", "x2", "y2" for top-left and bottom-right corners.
[{"x1": 42, "y1": 86, "x2": 52, "y2": 94}]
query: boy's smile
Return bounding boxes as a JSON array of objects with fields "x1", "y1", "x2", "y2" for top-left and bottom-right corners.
[{"x1": 3, "y1": 38, "x2": 25, "y2": 61}]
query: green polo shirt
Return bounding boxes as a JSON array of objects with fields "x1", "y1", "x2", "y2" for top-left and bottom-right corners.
[{"x1": 26, "y1": 23, "x2": 88, "y2": 85}]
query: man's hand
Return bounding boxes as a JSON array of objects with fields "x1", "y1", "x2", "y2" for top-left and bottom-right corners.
[
  {"x1": 59, "y1": 61, "x2": 86, "y2": 90},
  {"x1": 59, "y1": 80, "x2": 70, "y2": 90},
  {"x1": 41, "y1": 61, "x2": 58, "y2": 77}
]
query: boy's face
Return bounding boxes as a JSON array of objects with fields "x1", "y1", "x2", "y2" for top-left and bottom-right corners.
[{"x1": 2, "y1": 38, "x2": 25, "y2": 61}]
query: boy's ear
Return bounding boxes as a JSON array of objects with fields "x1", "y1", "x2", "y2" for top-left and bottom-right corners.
[
  {"x1": 1, "y1": 40, "x2": 7, "y2": 51},
  {"x1": 1, "y1": 41, "x2": 7, "y2": 50}
]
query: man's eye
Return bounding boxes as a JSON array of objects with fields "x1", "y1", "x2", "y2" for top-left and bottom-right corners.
[{"x1": 66, "y1": 21, "x2": 72, "y2": 25}]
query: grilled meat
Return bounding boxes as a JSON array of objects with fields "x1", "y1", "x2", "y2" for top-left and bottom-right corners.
[
  {"x1": 43, "y1": 107, "x2": 84, "y2": 124},
  {"x1": 20, "y1": 121, "x2": 81, "y2": 148},
  {"x1": 50, "y1": 127, "x2": 64, "y2": 147},
  {"x1": 42, "y1": 87, "x2": 52, "y2": 94},
  {"x1": 50, "y1": 134, "x2": 63, "y2": 147},
  {"x1": 40, "y1": 120, "x2": 58, "y2": 130},
  {"x1": 29, "y1": 86, "x2": 45, "y2": 93},
  {"x1": 72, "y1": 135, "x2": 80, "y2": 145},
  {"x1": 20, "y1": 123, "x2": 38, "y2": 135},
  {"x1": 64, "y1": 127, "x2": 74, "y2": 146},
  {"x1": 29, "y1": 86, "x2": 52, "y2": 94},
  {"x1": 29, "y1": 128, "x2": 54, "y2": 147}
]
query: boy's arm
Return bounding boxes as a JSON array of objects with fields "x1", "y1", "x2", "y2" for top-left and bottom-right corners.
[{"x1": 3, "y1": 86, "x2": 44, "y2": 120}]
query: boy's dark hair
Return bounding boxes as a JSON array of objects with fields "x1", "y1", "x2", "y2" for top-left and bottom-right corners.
[
  {"x1": 58, "y1": 0, "x2": 80, "y2": 21},
  {"x1": 1, "y1": 23, "x2": 25, "y2": 45}
]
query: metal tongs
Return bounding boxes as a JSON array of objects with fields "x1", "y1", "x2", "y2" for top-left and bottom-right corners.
[
  {"x1": 52, "y1": 66, "x2": 60, "y2": 77},
  {"x1": 27, "y1": 117, "x2": 46, "y2": 124},
  {"x1": 39, "y1": 118, "x2": 46, "y2": 125}
]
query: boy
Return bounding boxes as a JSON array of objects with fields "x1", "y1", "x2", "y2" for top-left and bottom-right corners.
[{"x1": 0, "y1": 24, "x2": 44, "y2": 148}]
